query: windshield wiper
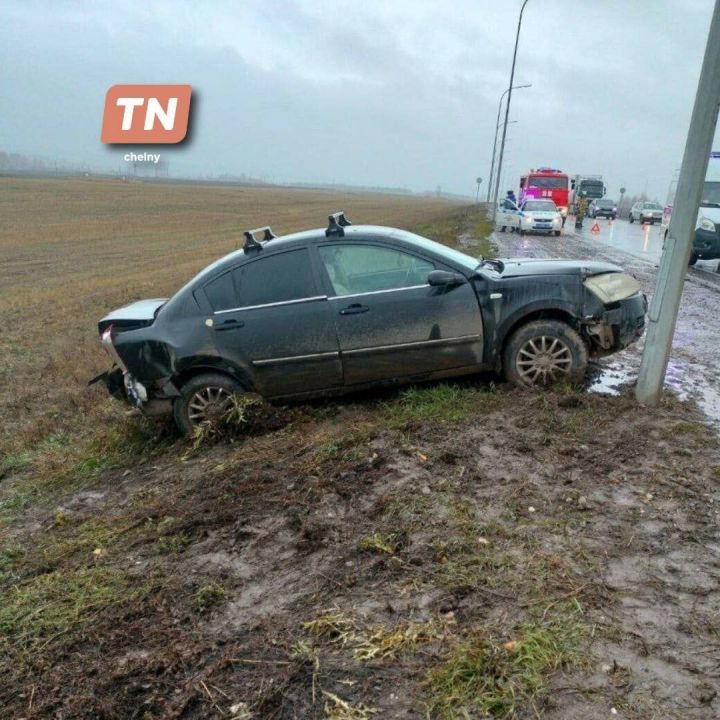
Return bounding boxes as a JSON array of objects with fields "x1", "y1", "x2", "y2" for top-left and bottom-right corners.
[{"x1": 476, "y1": 258, "x2": 505, "y2": 274}]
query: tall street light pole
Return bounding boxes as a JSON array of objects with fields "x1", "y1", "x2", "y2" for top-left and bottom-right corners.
[
  {"x1": 492, "y1": 0, "x2": 531, "y2": 211},
  {"x1": 487, "y1": 84, "x2": 531, "y2": 203},
  {"x1": 635, "y1": 0, "x2": 720, "y2": 405}
]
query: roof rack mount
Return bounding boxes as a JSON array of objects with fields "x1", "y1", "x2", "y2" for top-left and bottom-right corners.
[
  {"x1": 325, "y1": 211, "x2": 352, "y2": 237},
  {"x1": 243, "y1": 225, "x2": 276, "y2": 252}
]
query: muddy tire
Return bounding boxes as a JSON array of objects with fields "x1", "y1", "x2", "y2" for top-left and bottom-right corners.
[
  {"x1": 173, "y1": 373, "x2": 242, "y2": 435},
  {"x1": 503, "y1": 320, "x2": 588, "y2": 387}
]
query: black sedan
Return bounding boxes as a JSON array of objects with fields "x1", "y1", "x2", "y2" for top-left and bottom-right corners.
[{"x1": 94, "y1": 212, "x2": 647, "y2": 433}]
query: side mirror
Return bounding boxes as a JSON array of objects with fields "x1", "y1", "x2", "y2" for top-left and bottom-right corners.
[{"x1": 428, "y1": 270, "x2": 466, "y2": 287}]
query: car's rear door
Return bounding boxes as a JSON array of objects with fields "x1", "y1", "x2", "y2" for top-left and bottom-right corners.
[
  {"x1": 202, "y1": 247, "x2": 342, "y2": 396},
  {"x1": 316, "y1": 241, "x2": 484, "y2": 386}
]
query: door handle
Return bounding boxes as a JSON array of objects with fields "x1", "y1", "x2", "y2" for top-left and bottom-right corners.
[
  {"x1": 215, "y1": 318, "x2": 245, "y2": 331},
  {"x1": 339, "y1": 303, "x2": 369, "y2": 315}
]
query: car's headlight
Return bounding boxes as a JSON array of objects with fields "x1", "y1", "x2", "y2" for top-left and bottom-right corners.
[
  {"x1": 613, "y1": 207, "x2": 617, "y2": 212},
  {"x1": 584, "y1": 273, "x2": 641, "y2": 304},
  {"x1": 700, "y1": 218, "x2": 716, "y2": 232},
  {"x1": 523, "y1": 214, "x2": 533, "y2": 222}
]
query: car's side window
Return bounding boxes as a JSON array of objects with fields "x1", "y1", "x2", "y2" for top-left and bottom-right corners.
[
  {"x1": 237, "y1": 248, "x2": 317, "y2": 307},
  {"x1": 203, "y1": 270, "x2": 236, "y2": 312},
  {"x1": 319, "y1": 244, "x2": 435, "y2": 296}
]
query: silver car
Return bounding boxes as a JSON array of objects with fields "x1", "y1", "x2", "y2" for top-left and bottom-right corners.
[{"x1": 629, "y1": 201, "x2": 663, "y2": 225}]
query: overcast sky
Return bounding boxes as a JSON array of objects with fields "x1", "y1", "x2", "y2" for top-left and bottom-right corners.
[{"x1": 1, "y1": 0, "x2": 718, "y2": 200}]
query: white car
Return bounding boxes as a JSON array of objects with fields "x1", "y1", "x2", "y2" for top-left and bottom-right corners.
[
  {"x1": 629, "y1": 201, "x2": 663, "y2": 224},
  {"x1": 516, "y1": 199, "x2": 563, "y2": 236}
]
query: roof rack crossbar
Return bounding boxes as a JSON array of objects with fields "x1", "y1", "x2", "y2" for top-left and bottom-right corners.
[
  {"x1": 325, "y1": 211, "x2": 352, "y2": 237},
  {"x1": 243, "y1": 225, "x2": 275, "y2": 252}
]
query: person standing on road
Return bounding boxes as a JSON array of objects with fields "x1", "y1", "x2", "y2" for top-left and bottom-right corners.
[{"x1": 575, "y1": 196, "x2": 588, "y2": 230}]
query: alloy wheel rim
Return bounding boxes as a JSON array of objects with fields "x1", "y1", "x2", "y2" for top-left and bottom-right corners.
[
  {"x1": 188, "y1": 386, "x2": 234, "y2": 424},
  {"x1": 516, "y1": 335, "x2": 573, "y2": 385}
]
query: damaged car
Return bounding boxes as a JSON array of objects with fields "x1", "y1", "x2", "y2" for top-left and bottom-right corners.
[{"x1": 92, "y1": 212, "x2": 647, "y2": 434}]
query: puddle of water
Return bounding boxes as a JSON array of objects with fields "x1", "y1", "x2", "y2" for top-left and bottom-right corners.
[{"x1": 587, "y1": 361, "x2": 636, "y2": 396}]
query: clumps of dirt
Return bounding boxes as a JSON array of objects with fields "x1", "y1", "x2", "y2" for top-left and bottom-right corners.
[
  {"x1": 1, "y1": 385, "x2": 719, "y2": 719},
  {"x1": 186, "y1": 393, "x2": 292, "y2": 452}
]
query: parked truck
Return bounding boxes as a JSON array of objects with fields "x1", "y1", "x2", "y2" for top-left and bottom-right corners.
[{"x1": 570, "y1": 175, "x2": 606, "y2": 213}]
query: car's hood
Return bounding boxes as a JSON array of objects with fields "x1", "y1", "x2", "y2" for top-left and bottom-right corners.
[
  {"x1": 499, "y1": 258, "x2": 622, "y2": 278},
  {"x1": 699, "y1": 205, "x2": 720, "y2": 222},
  {"x1": 98, "y1": 298, "x2": 168, "y2": 333}
]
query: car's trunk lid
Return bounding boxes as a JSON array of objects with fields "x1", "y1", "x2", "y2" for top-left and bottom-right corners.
[{"x1": 98, "y1": 298, "x2": 167, "y2": 334}]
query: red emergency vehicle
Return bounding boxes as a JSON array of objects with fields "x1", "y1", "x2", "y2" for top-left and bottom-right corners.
[{"x1": 519, "y1": 168, "x2": 570, "y2": 218}]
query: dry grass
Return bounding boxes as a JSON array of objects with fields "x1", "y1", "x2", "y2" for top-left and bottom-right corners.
[{"x1": 0, "y1": 176, "x2": 460, "y2": 466}]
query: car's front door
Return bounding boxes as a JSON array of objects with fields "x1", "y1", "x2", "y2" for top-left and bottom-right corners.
[
  {"x1": 317, "y1": 242, "x2": 484, "y2": 386},
  {"x1": 203, "y1": 248, "x2": 342, "y2": 397},
  {"x1": 496, "y1": 200, "x2": 519, "y2": 229}
]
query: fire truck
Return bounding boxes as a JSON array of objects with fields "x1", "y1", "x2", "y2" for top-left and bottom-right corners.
[{"x1": 518, "y1": 168, "x2": 570, "y2": 218}]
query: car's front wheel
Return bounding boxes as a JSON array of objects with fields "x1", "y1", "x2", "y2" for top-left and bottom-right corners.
[
  {"x1": 503, "y1": 320, "x2": 588, "y2": 387},
  {"x1": 173, "y1": 373, "x2": 242, "y2": 435}
]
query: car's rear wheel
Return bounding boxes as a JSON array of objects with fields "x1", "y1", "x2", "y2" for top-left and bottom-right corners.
[
  {"x1": 503, "y1": 320, "x2": 588, "y2": 387},
  {"x1": 173, "y1": 373, "x2": 242, "y2": 435}
]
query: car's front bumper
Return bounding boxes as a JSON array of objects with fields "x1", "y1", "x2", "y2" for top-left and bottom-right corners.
[
  {"x1": 693, "y1": 226, "x2": 720, "y2": 260},
  {"x1": 521, "y1": 220, "x2": 562, "y2": 233},
  {"x1": 604, "y1": 292, "x2": 647, "y2": 349}
]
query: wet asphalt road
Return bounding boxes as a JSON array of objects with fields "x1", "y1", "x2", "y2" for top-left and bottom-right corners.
[
  {"x1": 490, "y1": 221, "x2": 720, "y2": 425},
  {"x1": 572, "y1": 215, "x2": 720, "y2": 272}
]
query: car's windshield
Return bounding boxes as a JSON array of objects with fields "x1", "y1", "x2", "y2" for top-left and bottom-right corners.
[
  {"x1": 393, "y1": 230, "x2": 479, "y2": 272},
  {"x1": 526, "y1": 176, "x2": 567, "y2": 189},
  {"x1": 643, "y1": 202, "x2": 662, "y2": 209},
  {"x1": 701, "y1": 182, "x2": 720, "y2": 207},
  {"x1": 597, "y1": 199, "x2": 614, "y2": 207},
  {"x1": 523, "y1": 201, "x2": 557, "y2": 212}
]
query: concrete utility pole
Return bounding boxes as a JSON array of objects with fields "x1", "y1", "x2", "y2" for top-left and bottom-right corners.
[
  {"x1": 486, "y1": 84, "x2": 530, "y2": 203},
  {"x1": 492, "y1": 0, "x2": 531, "y2": 212},
  {"x1": 635, "y1": 0, "x2": 720, "y2": 405}
]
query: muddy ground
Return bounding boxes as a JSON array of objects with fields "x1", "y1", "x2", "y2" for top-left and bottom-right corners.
[{"x1": 2, "y1": 218, "x2": 720, "y2": 720}]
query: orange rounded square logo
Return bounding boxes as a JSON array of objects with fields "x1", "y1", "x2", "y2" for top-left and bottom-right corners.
[{"x1": 101, "y1": 84, "x2": 192, "y2": 144}]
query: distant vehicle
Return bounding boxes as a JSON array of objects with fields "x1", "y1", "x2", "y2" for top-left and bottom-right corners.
[
  {"x1": 690, "y1": 152, "x2": 720, "y2": 265},
  {"x1": 570, "y1": 175, "x2": 606, "y2": 213},
  {"x1": 588, "y1": 198, "x2": 617, "y2": 219},
  {"x1": 93, "y1": 212, "x2": 646, "y2": 433},
  {"x1": 517, "y1": 199, "x2": 563, "y2": 236},
  {"x1": 519, "y1": 168, "x2": 569, "y2": 218},
  {"x1": 629, "y1": 201, "x2": 663, "y2": 224}
]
